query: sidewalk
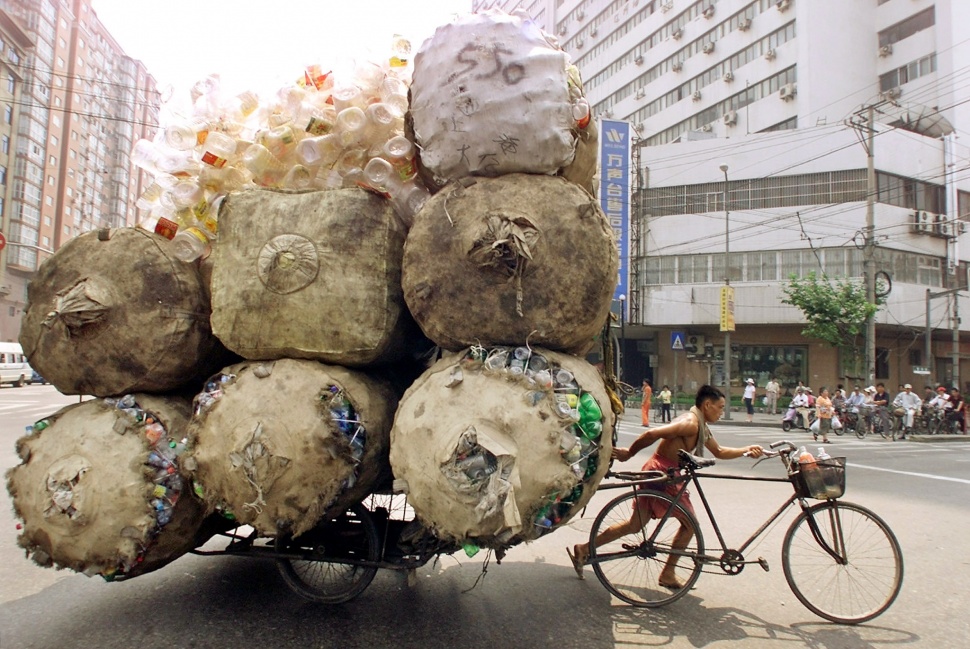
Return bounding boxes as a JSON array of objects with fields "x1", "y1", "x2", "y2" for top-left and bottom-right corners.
[{"x1": 617, "y1": 407, "x2": 970, "y2": 442}]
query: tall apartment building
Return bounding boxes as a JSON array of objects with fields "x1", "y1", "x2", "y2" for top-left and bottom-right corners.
[
  {"x1": 0, "y1": 0, "x2": 160, "y2": 342},
  {"x1": 474, "y1": 0, "x2": 970, "y2": 394}
]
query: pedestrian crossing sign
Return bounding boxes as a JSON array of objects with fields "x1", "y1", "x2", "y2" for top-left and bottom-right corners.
[{"x1": 671, "y1": 332, "x2": 685, "y2": 350}]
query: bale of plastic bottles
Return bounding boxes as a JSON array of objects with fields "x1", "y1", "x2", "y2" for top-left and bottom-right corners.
[
  {"x1": 402, "y1": 173, "x2": 618, "y2": 354},
  {"x1": 6, "y1": 394, "x2": 206, "y2": 580},
  {"x1": 18, "y1": 227, "x2": 224, "y2": 397},
  {"x1": 409, "y1": 10, "x2": 596, "y2": 191},
  {"x1": 390, "y1": 346, "x2": 613, "y2": 548},
  {"x1": 209, "y1": 188, "x2": 428, "y2": 366},
  {"x1": 186, "y1": 358, "x2": 398, "y2": 537}
]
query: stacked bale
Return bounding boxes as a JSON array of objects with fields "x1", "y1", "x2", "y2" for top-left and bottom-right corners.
[
  {"x1": 6, "y1": 395, "x2": 205, "y2": 580},
  {"x1": 391, "y1": 11, "x2": 618, "y2": 550},
  {"x1": 19, "y1": 228, "x2": 227, "y2": 397},
  {"x1": 186, "y1": 358, "x2": 398, "y2": 537}
]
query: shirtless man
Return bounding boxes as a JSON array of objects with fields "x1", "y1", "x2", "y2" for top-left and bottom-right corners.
[{"x1": 568, "y1": 385, "x2": 764, "y2": 587}]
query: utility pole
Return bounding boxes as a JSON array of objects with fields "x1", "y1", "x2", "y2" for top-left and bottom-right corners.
[
  {"x1": 864, "y1": 104, "x2": 877, "y2": 387},
  {"x1": 720, "y1": 163, "x2": 732, "y2": 419}
]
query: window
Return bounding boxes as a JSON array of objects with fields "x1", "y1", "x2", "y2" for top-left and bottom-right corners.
[
  {"x1": 4, "y1": 105, "x2": 11, "y2": 124},
  {"x1": 0, "y1": 165, "x2": 5, "y2": 185},
  {"x1": 737, "y1": 346, "x2": 808, "y2": 391},
  {"x1": 876, "y1": 347, "x2": 890, "y2": 380},
  {"x1": 2, "y1": 135, "x2": 8, "y2": 154},
  {"x1": 878, "y1": 7, "x2": 935, "y2": 47},
  {"x1": 6, "y1": 75, "x2": 13, "y2": 93}
]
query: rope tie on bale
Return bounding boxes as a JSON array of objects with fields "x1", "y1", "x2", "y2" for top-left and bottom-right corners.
[
  {"x1": 41, "y1": 279, "x2": 113, "y2": 334},
  {"x1": 468, "y1": 212, "x2": 541, "y2": 317}
]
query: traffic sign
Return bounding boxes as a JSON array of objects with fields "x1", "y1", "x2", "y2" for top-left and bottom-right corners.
[
  {"x1": 0, "y1": 231, "x2": 5, "y2": 252},
  {"x1": 671, "y1": 331, "x2": 685, "y2": 350}
]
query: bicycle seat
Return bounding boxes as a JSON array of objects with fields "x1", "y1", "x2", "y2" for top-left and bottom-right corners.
[{"x1": 677, "y1": 449, "x2": 716, "y2": 470}]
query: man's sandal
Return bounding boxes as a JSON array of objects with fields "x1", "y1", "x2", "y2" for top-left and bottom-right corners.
[{"x1": 566, "y1": 545, "x2": 587, "y2": 580}]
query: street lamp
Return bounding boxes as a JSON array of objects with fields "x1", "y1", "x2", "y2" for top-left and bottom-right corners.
[
  {"x1": 617, "y1": 294, "x2": 626, "y2": 381},
  {"x1": 720, "y1": 163, "x2": 732, "y2": 419}
]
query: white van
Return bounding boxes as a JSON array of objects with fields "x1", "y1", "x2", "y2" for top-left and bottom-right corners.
[{"x1": 0, "y1": 342, "x2": 31, "y2": 387}]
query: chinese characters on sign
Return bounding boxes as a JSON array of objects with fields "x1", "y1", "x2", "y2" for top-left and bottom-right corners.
[
  {"x1": 599, "y1": 119, "x2": 630, "y2": 306},
  {"x1": 720, "y1": 285, "x2": 736, "y2": 332}
]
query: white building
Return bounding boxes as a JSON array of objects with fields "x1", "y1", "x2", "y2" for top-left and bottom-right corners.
[{"x1": 474, "y1": 0, "x2": 970, "y2": 396}]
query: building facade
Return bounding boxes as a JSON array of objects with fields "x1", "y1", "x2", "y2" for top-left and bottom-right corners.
[
  {"x1": 474, "y1": 0, "x2": 970, "y2": 396},
  {"x1": 0, "y1": 0, "x2": 160, "y2": 343}
]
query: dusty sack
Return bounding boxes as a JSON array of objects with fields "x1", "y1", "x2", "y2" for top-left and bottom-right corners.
[
  {"x1": 402, "y1": 174, "x2": 618, "y2": 354},
  {"x1": 6, "y1": 394, "x2": 206, "y2": 580},
  {"x1": 389, "y1": 347, "x2": 613, "y2": 547},
  {"x1": 209, "y1": 188, "x2": 425, "y2": 366},
  {"x1": 410, "y1": 11, "x2": 595, "y2": 190},
  {"x1": 186, "y1": 358, "x2": 398, "y2": 537},
  {"x1": 19, "y1": 228, "x2": 222, "y2": 397}
]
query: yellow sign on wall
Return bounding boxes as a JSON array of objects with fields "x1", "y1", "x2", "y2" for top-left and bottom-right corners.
[{"x1": 720, "y1": 285, "x2": 736, "y2": 332}]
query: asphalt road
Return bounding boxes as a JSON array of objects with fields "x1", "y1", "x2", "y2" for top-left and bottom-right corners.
[{"x1": 2, "y1": 387, "x2": 969, "y2": 649}]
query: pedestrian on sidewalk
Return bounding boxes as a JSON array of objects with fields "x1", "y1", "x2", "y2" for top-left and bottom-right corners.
[
  {"x1": 814, "y1": 387, "x2": 833, "y2": 443},
  {"x1": 658, "y1": 384, "x2": 672, "y2": 423},
  {"x1": 765, "y1": 376, "x2": 780, "y2": 415},
  {"x1": 641, "y1": 379, "x2": 653, "y2": 427},
  {"x1": 743, "y1": 378, "x2": 756, "y2": 423}
]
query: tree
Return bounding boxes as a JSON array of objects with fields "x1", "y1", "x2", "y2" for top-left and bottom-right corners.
[{"x1": 781, "y1": 271, "x2": 881, "y2": 348}]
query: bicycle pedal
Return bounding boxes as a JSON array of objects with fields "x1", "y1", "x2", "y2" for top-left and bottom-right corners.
[{"x1": 758, "y1": 557, "x2": 769, "y2": 572}]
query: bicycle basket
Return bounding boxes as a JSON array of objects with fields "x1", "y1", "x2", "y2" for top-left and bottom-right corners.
[{"x1": 790, "y1": 457, "x2": 846, "y2": 500}]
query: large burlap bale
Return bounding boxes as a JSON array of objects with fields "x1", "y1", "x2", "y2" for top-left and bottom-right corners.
[
  {"x1": 402, "y1": 174, "x2": 618, "y2": 354},
  {"x1": 210, "y1": 188, "x2": 427, "y2": 366},
  {"x1": 410, "y1": 11, "x2": 595, "y2": 190},
  {"x1": 186, "y1": 358, "x2": 397, "y2": 537},
  {"x1": 390, "y1": 347, "x2": 614, "y2": 547},
  {"x1": 6, "y1": 394, "x2": 206, "y2": 580},
  {"x1": 19, "y1": 227, "x2": 222, "y2": 397}
]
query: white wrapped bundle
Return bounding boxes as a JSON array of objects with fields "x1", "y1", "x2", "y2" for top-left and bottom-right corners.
[{"x1": 410, "y1": 11, "x2": 594, "y2": 189}]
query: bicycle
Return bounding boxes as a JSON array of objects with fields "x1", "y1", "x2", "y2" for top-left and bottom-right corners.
[{"x1": 585, "y1": 443, "x2": 903, "y2": 624}]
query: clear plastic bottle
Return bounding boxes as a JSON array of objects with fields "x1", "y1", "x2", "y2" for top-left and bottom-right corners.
[
  {"x1": 296, "y1": 134, "x2": 339, "y2": 167},
  {"x1": 241, "y1": 143, "x2": 286, "y2": 186},
  {"x1": 200, "y1": 131, "x2": 236, "y2": 169},
  {"x1": 335, "y1": 106, "x2": 368, "y2": 147},
  {"x1": 362, "y1": 157, "x2": 399, "y2": 195},
  {"x1": 164, "y1": 118, "x2": 208, "y2": 150},
  {"x1": 171, "y1": 226, "x2": 212, "y2": 262},
  {"x1": 383, "y1": 135, "x2": 417, "y2": 181},
  {"x1": 281, "y1": 164, "x2": 313, "y2": 189},
  {"x1": 131, "y1": 139, "x2": 161, "y2": 173}
]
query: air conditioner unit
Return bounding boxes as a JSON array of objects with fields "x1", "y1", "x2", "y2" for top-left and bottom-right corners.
[
  {"x1": 723, "y1": 110, "x2": 738, "y2": 125},
  {"x1": 635, "y1": 55, "x2": 644, "y2": 65},
  {"x1": 913, "y1": 210, "x2": 932, "y2": 233},
  {"x1": 576, "y1": 11, "x2": 585, "y2": 20},
  {"x1": 700, "y1": 124, "x2": 713, "y2": 132},
  {"x1": 779, "y1": 83, "x2": 797, "y2": 100},
  {"x1": 738, "y1": 18, "x2": 752, "y2": 31},
  {"x1": 764, "y1": 48, "x2": 776, "y2": 60},
  {"x1": 776, "y1": 0, "x2": 791, "y2": 11},
  {"x1": 692, "y1": 90, "x2": 703, "y2": 101},
  {"x1": 603, "y1": 110, "x2": 613, "y2": 118},
  {"x1": 933, "y1": 213, "x2": 950, "y2": 237},
  {"x1": 559, "y1": 26, "x2": 567, "y2": 36},
  {"x1": 879, "y1": 44, "x2": 893, "y2": 57},
  {"x1": 661, "y1": 1, "x2": 673, "y2": 12},
  {"x1": 671, "y1": 60, "x2": 683, "y2": 72},
  {"x1": 672, "y1": 28, "x2": 684, "y2": 40},
  {"x1": 635, "y1": 88, "x2": 646, "y2": 99},
  {"x1": 591, "y1": 27, "x2": 598, "y2": 36},
  {"x1": 960, "y1": 220, "x2": 969, "y2": 234},
  {"x1": 687, "y1": 335, "x2": 706, "y2": 352},
  {"x1": 881, "y1": 87, "x2": 902, "y2": 101},
  {"x1": 576, "y1": 39, "x2": 585, "y2": 48},
  {"x1": 703, "y1": 41, "x2": 716, "y2": 54},
  {"x1": 703, "y1": 5, "x2": 715, "y2": 18},
  {"x1": 723, "y1": 71, "x2": 734, "y2": 82}
]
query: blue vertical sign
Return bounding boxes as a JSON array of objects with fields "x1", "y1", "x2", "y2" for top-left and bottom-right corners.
[{"x1": 600, "y1": 119, "x2": 630, "y2": 315}]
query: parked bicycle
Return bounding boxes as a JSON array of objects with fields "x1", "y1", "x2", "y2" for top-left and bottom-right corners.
[{"x1": 584, "y1": 443, "x2": 903, "y2": 624}]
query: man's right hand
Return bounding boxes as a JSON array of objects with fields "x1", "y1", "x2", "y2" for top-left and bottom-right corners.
[{"x1": 612, "y1": 447, "x2": 634, "y2": 462}]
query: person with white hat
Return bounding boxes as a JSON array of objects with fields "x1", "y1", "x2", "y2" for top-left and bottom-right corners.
[
  {"x1": 892, "y1": 383, "x2": 921, "y2": 440},
  {"x1": 743, "y1": 378, "x2": 757, "y2": 422}
]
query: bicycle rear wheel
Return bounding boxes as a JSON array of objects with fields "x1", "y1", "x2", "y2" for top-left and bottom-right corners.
[
  {"x1": 782, "y1": 500, "x2": 903, "y2": 624},
  {"x1": 589, "y1": 490, "x2": 704, "y2": 607},
  {"x1": 276, "y1": 503, "x2": 380, "y2": 603}
]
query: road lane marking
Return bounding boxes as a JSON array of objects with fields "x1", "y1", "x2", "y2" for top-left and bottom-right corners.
[{"x1": 847, "y1": 462, "x2": 970, "y2": 484}]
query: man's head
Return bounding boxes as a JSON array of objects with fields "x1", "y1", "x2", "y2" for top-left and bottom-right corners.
[
  {"x1": 876, "y1": 383, "x2": 886, "y2": 393},
  {"x1": 695, "y1": 385, "x2": 726, "y2": 422},
  {"x1": 904, "y1": 384, "x2": 912, "y2": 392},
  {"x1": 853, "y1": 385, "x2": 861, "y2": 393},
  {"x1": 937, "y1": 386, "x2": 948, "y2": 395},
  {"x1": 951, "y1": 387, "x2": 961, "y2": 396},
  {"x1": 796, "y1": 386, "x2": 804, "y2": 393}
]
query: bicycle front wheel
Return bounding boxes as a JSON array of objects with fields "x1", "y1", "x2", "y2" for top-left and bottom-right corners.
[
  {"x1": 589, "y1": 490, "x2": 704, "y2": 607},
  {"x1": 782, "y1": 500, "x2": 903, "y2": 624}
]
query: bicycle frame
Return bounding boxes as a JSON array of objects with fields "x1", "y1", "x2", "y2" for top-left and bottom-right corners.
[{"x1": 600, "y1": 463, "x2": 846, "y2": 569}]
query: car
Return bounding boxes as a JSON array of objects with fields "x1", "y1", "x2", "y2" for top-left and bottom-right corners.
[{"x1": 30, "y1": 369, "x2": 47, "y2": 385}]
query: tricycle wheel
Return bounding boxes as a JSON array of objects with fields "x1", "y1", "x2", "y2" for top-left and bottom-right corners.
[
  {"x1": 782, "y1": 420, "x2": 792, "y2": 432},
  {"x1": 276, "y1": 503, "x2": 380, "y2": 603}
]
